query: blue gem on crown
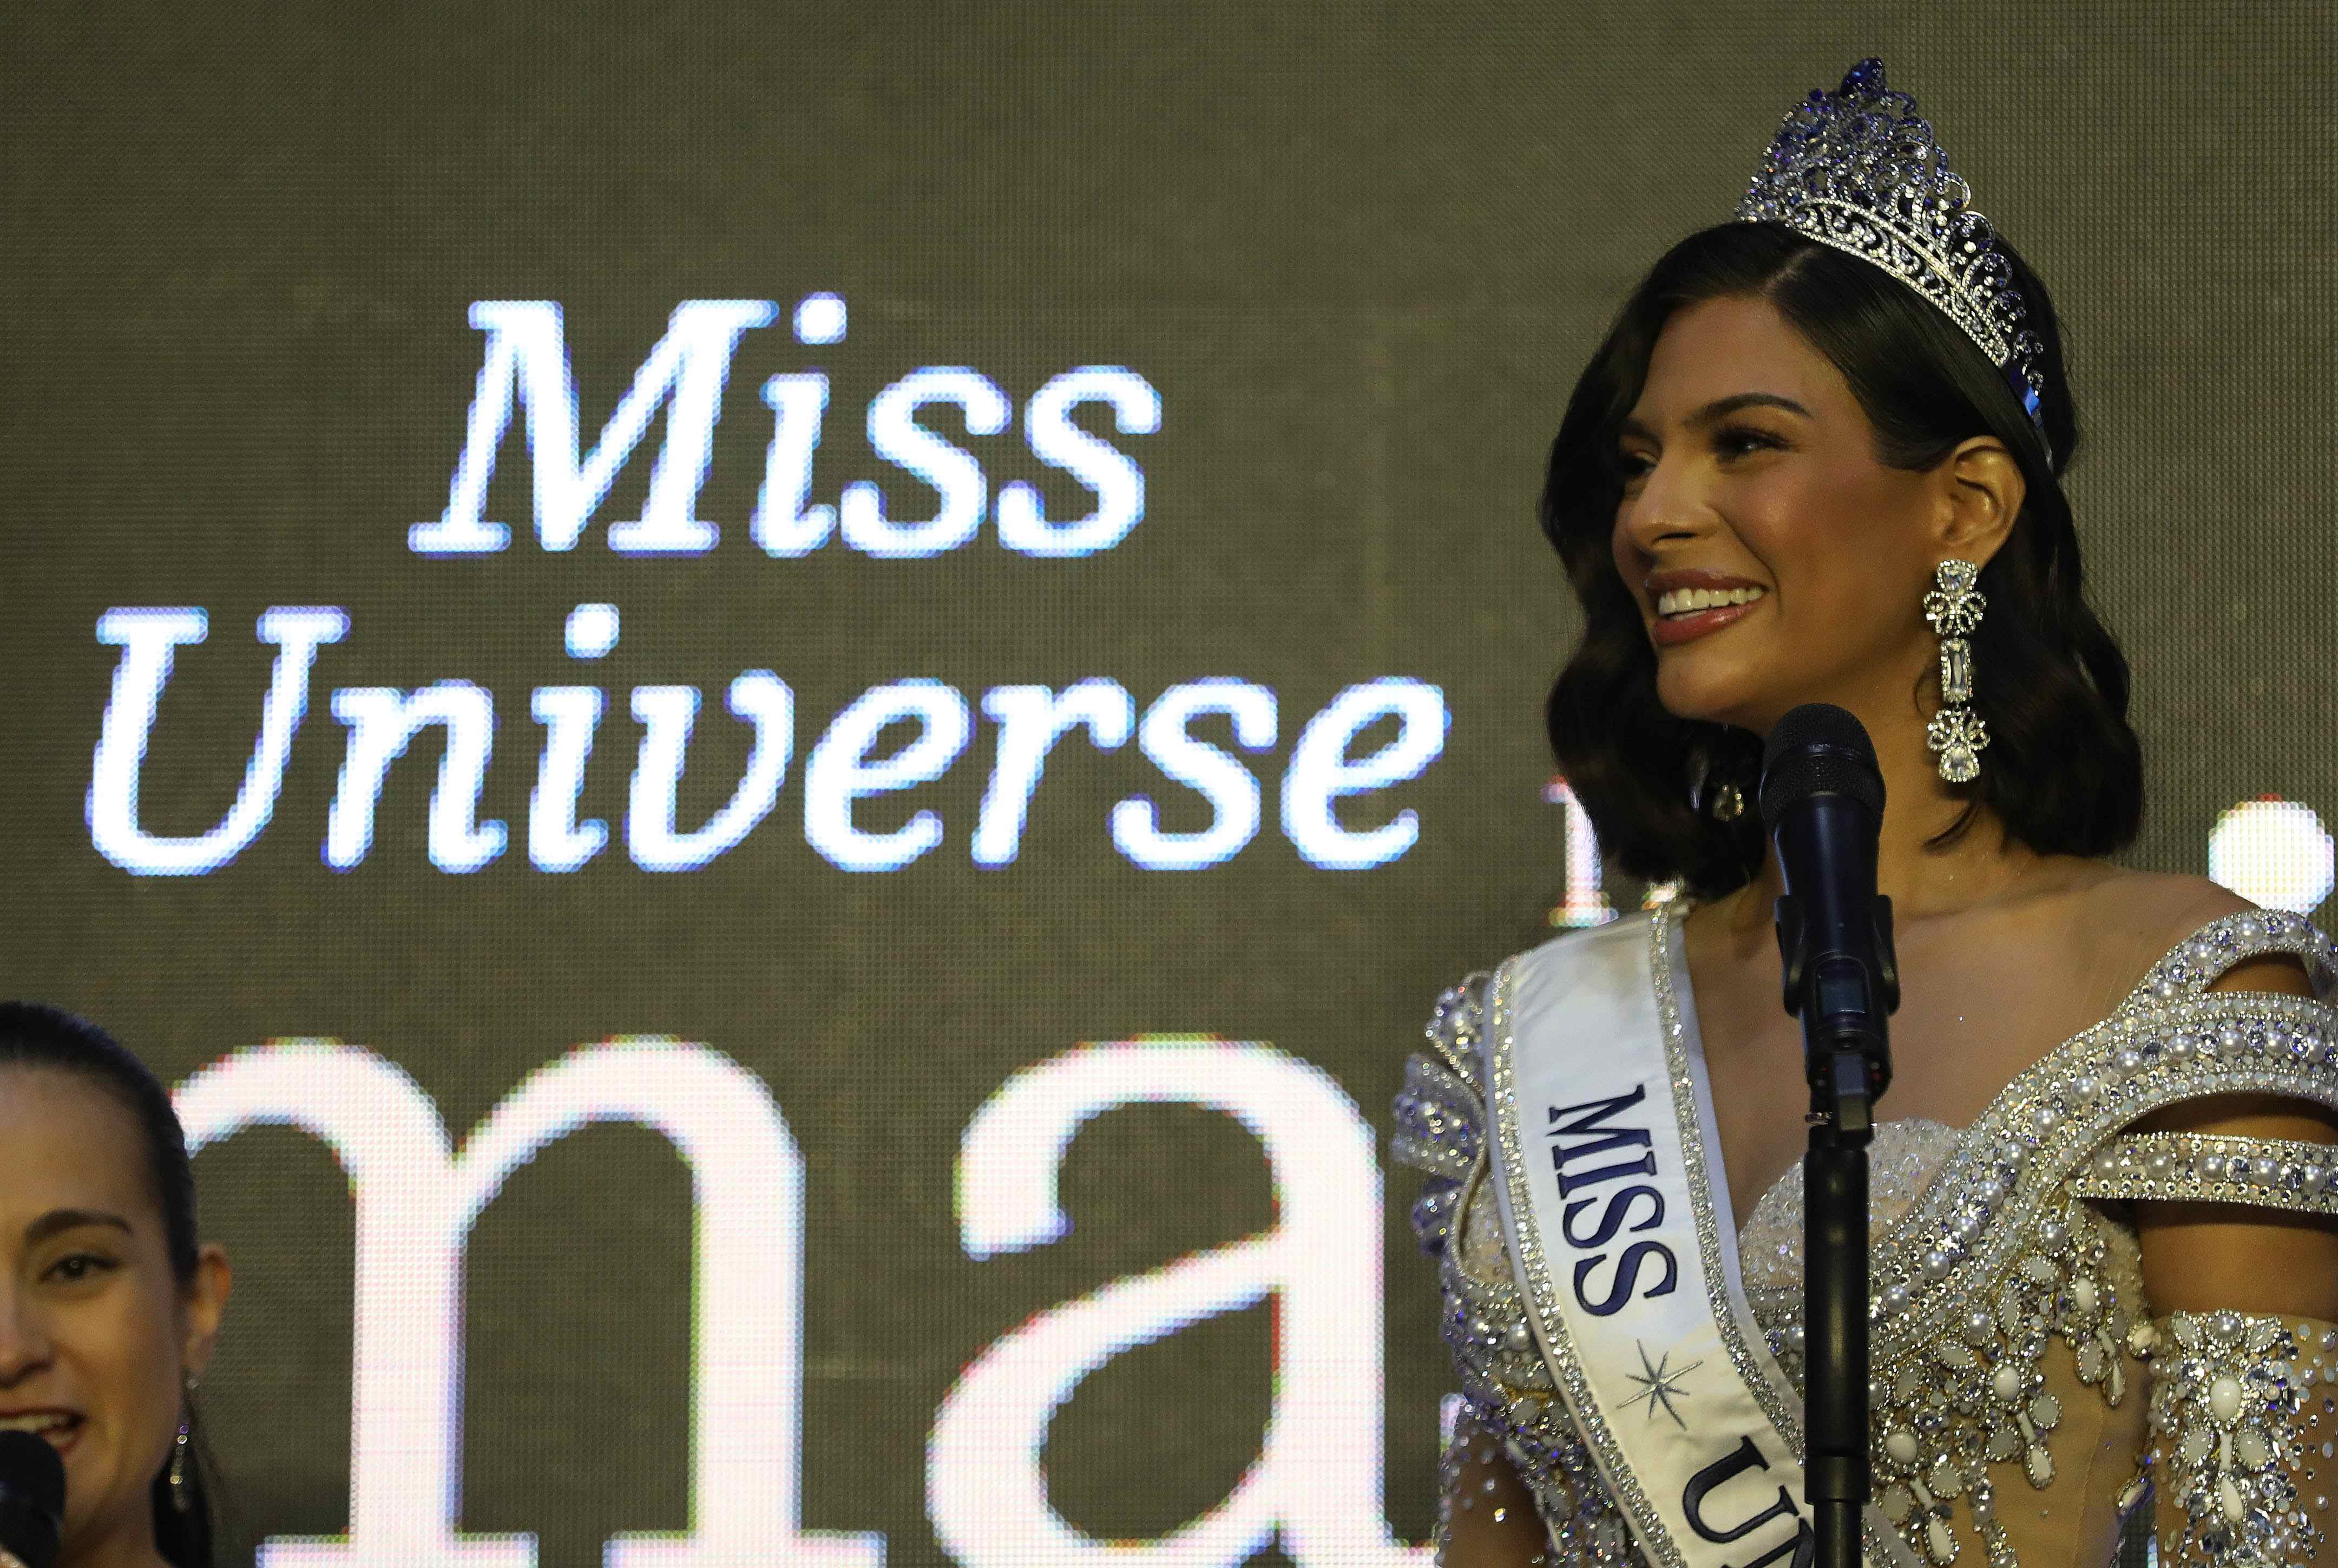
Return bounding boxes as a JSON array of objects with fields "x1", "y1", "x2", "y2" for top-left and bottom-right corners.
[{"x1": 1734, "y1": 58, "x2": 2051, "y2": 454}]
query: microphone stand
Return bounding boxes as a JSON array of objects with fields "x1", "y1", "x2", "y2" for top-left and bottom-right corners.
[{"x1": 1775, "y1": 897, "x2": 1895, "y2": 1568}]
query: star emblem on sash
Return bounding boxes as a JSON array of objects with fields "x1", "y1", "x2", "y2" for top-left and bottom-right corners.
[{"x1": 1623, "y1": 1340, "x2": 1702, "y2": 1428}]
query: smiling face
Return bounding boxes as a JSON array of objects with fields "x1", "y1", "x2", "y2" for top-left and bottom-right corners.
[
  {"x1": 0, "y1": 1066, "x2": 225, "y2": 1559},
  {"x1": 1611, "y1": 292, "x2": 1961, "y2": 739}
]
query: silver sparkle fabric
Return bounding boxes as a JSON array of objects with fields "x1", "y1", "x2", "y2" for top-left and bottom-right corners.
[
  {"x1": 2146, "y1": 1309, "x2": 2332, "y2": 1564},
  {"x1": 1738, "y1": 1117, "x2": 1965, "y2": 1294},
  {"x1": 1393, "y1": 908, "x2": 2338, "y2": 1568}
]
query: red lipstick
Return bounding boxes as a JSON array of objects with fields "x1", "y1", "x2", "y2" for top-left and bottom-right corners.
[{"x1": 1643, "y1": 568, "x2": 1769, "y2": 648}]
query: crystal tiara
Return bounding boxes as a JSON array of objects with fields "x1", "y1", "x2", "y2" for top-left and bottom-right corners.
[{"x1": 1733, "y1": 58, "x2": 2051, "y2": 455}]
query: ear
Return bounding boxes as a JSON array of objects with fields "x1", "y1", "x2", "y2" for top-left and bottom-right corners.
[
  {"x1": 1929, "y1": 434, "x2": 2025, "y2": 567},
  {"x1": 180, "y1": 1243, "x2": 232, "y2": 1380}
]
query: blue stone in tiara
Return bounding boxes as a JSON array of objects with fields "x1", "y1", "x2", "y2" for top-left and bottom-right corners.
[{"x1": 1734, "y1": 58, "x2": 2052, "y2": 456}]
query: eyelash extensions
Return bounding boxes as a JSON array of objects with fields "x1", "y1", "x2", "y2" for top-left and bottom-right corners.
[{"x1": 1614, "y1": 424, "x2": 1787, "y2": 481}]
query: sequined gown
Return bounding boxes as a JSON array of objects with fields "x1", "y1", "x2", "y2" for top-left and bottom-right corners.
[{"x1": 1393, "y1": 908, "x2": 2338, "y2": 1568}]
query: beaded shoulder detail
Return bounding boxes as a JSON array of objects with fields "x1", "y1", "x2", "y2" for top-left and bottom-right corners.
[
  {"x1": 1753, "y1": 909, "x2": 2338, "y2": 1567},
  {"x1": 1652, "y1": 904, "x2": 2338, "y2": 1567},
  {"x1": 1395, "y1": 908, "x2": 2338, "y2": 1568},
  {"x1": 1391, "y1": 973, "x2": 1494, "y2": 1256},
  {"x1": 2073, "y1": 1131, "x2": 2338, "y2": 1216},
  {"x1": 1863, "y1": 908, "x2": 2338, "y2": 1354}
]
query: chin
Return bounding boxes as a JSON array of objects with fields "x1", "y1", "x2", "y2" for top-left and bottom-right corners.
[{"x1": 1652, "y1": 661, "x2": 1768, "y2": 733}]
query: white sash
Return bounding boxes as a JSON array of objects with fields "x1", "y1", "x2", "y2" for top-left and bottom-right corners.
[{"x1": 1485, "y1": 910, "x2": 1913, "y2": 1568}]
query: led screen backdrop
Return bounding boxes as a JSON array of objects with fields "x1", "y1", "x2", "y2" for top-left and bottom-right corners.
[{"x1": 4, "y1": 4, "x2": 2334, "y2": 1564}]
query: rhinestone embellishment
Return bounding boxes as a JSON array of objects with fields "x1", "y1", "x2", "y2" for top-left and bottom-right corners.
[
  {"x1": 1394, "y1": 909, "x2": 2338, "y2": 1566},
  {"x1": 1923, "y1": 560, "x2": 1989, "y2": 784},
  {"x1": 1733, "y1": 58, "x2": 2051, "y2": 449}
]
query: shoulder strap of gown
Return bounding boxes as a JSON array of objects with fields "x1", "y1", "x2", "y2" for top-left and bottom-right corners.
[
  {"x1": 1869, "y1": 913, "x2": 2338, "y2": 1360},
  {"x1": 1391, "y1": 971, "x2": 1494, "y2": 1258}
]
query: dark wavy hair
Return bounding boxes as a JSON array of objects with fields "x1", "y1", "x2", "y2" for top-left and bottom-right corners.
[
  {"x1": 1543, "y1": 221, "x2": 2142, "y2": 898},
  {"x1": 0, "y1": 1002, "x2": 217, "y2": 1568}
]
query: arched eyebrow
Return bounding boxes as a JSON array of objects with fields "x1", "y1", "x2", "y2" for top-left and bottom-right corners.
[
  {"x1": 25, "y1": 1208, "x2": 133, "y2": 1246},
  {"x1": 1618, "y1": 392, "x2": 1815, "y2": 443}
]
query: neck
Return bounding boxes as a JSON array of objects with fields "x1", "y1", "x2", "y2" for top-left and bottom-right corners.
[
  {"x1": 1724, "y1": 708, "x2": 2045, "y2": 934},
  {"x1": 67, "y1": 1500, "x2": 167, "y2": 1568}
]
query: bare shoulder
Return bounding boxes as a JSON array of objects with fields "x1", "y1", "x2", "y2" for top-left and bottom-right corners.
[
  {"x1": 2077, "y1": 868, "x2": 2252, "y2": 936},
  {"x1": 2075, "y1": 869, "x2": 2313, "y2": 998}
]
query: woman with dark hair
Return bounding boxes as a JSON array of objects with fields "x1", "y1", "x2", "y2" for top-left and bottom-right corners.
[
  {"x1": 1, "y1": 1003, "x2": 229, "y2": 1568},
  {"x1": 1394, "y1": 61, "x2": 2338, "y2": 1568}
]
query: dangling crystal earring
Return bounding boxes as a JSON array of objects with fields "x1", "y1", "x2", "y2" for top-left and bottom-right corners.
[
  {"x1": 1691, "y1": 747, "x2": 1745, "y2": 823},
  {"x1": 1922, "y1": 560, "x2": 1989, "y2": 783},
  {"x1": 169, "y1": 1377, "x2": 194, "y2": 1513}
]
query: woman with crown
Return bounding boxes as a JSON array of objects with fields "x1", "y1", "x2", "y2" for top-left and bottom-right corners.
[{"x1": 1393, "y1": 59, "x2": 2338, "y2": 1568}]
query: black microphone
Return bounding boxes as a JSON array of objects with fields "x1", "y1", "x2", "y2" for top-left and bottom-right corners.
[
  {"x1": 1759, "y1": 703, "x2": 1901, "y2": 1568},
  {"x1": 0, "y1": 1430, "x2": 64, "y2": 1568},
  {"x1": 1758, "y1": 701, "x2": 1899, "y2": 1136}
]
